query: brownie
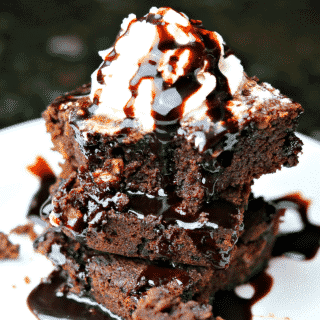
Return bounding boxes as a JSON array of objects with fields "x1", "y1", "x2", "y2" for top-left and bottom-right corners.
[
  {"x1": 43, "y1": 77, "x2": 302, "y2": 208},
  {"x1": 46, "y1": 169, "x2": 243, "y2": 268},
  {"x1": 33, "y1": 8, "x2": 304, "y2": 320},
  {"x1": 35, "y1": 196, "x2": 282, "y2": 320},
  {"x1": 0, "y1": 232, "x2": 20, "y2": 260}
]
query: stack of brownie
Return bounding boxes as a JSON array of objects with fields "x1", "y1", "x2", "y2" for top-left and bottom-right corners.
[{"x1": 35, "y1": 7, "x2": 303, "y2": 320}]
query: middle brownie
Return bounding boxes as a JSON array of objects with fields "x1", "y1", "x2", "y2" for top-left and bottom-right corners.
[{"x1": 47, "y1": 163, "x2": 245, "y2": 268}]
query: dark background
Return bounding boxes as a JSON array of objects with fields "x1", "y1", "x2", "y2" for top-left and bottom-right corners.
[{"x1": 1, "y1": 0, "x2": 319, "y2": 138}]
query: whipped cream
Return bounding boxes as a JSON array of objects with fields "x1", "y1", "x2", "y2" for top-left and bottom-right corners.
[{"x1": 89, "y1": 7, "x2": 245, "y2": 135}]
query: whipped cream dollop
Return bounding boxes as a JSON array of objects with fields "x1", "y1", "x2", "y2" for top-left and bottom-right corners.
[{"x1": 89, "y1": 7, "x2": 245, "y2": 135}]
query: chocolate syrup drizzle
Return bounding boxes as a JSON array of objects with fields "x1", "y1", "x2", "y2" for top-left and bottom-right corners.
[
  {"x1": 26, "y1": 156, "x2": 56, "y2": 226},
  {"x1": 212, "y1": 271, "x2": 273, "y2": 320},
  {"x1": 27, "y1": 184, "x2": 320, "y2": 320},
  {"x1": 110, "y1": 9, "x2": 232, "y2": 130},
  {"x1": 126, "y1": 191, "x2": 237, "y2": 229}
]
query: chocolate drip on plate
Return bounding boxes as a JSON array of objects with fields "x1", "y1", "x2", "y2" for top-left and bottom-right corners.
[
  {"x1": 212, "y1": 271, "x2": 273, "y2": 320},
  {"x1": 26, "y1": 157, "x2": 56, "y2": 226},
  {"x1": 27, "y1": 270, "x2": 117, "y2": 320},
  {"x1": 272, "y1": 193, "x2": 320, "y2": 260}
]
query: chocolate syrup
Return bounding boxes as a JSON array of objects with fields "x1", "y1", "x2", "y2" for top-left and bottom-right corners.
[
  {"x1": 57, "y1": 186, "x2": 240, "y2": 268},
  {"x1": 127, "y1": 191, "x2": 238, "y2": 228},
  {"x1": 121, "y1": 9, "x2": 233, "y2": 133},
  {"x1": 26, "y1": 156, "x2": 56, "y2": 226},
  {"x1": 212, "y1": 192, "x2": 320, "y2": 320},
  {"x1": 27, "y1": 270, "x2": 117, "y2": 320}
]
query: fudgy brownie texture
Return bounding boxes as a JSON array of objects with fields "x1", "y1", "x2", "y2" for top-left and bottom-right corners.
[
  {"x1": 35, "y1": 196, "x2": 282, "y2": 320},
  {"x1": 132, "y1": 287, "x2": 214, "y2": 320},
  {"x1": 0, "y1": 232, "x2": 20, "y2": 260}
]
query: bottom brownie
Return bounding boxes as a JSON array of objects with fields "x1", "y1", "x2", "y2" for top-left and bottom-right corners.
[{"x1": 34, "y1": 196, "x2": 283, "y2": 320}]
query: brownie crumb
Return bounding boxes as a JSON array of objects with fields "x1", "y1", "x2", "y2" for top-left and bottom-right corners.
[
  {"x1": 0, "y1": 232, "x2": 20, "y2": 260},
  {"x1": 11, "y1": 223, "x2": 38, "y2": 241},
  {"x1": 133, "y1": 287, "x2": 214, "y2": 320},
  {"x1": 24, "y1": 276, "x2": 31, "y2": 284}
]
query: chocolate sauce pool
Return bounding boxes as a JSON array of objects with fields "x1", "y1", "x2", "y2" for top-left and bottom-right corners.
[
  {"x1": 27, "y1": 270, "x2": 118, "y2": 320},
  {"x1": 26, "y1": 165, "x2": 320, "y2": 320}
]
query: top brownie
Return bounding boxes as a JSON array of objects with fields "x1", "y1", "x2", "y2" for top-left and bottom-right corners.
[
  {"x1": 44, "y1": 78, "x2": 302, "y2": 206},
  {"x1": 43, "y1": 10, "x2": 303, "y2": 203},
  {"x1": 43, "y1": 8, "x2": 302, "y2": 267}
]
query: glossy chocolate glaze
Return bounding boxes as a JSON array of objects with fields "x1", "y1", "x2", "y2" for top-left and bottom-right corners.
[
  {"x1": 27, "y1": 269, "x2": 271, "y2": 320},
  {"x1": 127, "y1": 191, "x2": 239, "y2": 268},
  {"x1": 26, "y1": 157, "x2": 56, "y2": 226},
  {"x1": 29, "y1": 192, "x2": 320, "y2": 320}
]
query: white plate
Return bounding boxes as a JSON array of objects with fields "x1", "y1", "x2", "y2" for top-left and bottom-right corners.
[{"x1": 0, "y1": 119, "x2": 319, "y2": 320}]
